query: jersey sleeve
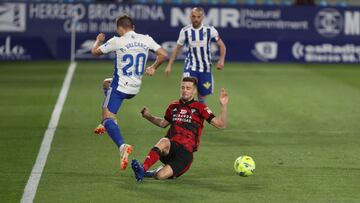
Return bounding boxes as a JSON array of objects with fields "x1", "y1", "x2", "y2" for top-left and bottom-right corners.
[
  {"x1": 99, "y1": 37, "x2": 117, "y2": 54},
  {"x1": 164, "y1": 104, "x2": 173, "y2": 123},
  {"x1": 147, "y1": 36, "x2": 161, "y2": 52},
  {"x1": 176, "y1": 28, "x2": 186, "y2": 46},
  {"x1": 210, "y1": 26, "x2": 220, "y2": 41},
  {"x1": 201, "y1": 105, "x2": 215, "y2": 123}
]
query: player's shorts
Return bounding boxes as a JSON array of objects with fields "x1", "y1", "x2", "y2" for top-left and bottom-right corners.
[
  {"x1": 102, "y1": 88, "x2": 135, "y2": 114},
  {"x1": 160, "y1": 141, "x2": 193, "y2": 178},
  {"x1": 183, "y1": 70, "x2": 213, "y2": 96}
]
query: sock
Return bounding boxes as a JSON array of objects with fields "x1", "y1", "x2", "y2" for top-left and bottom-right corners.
[
  {"x1": 143, "y1": 147, "x2": 161, "y2": 171},
  {"x1": 103, "y1": 118, "x2": 124, "y2": 148},
  {"x1": 198, "y1": 96, "x2": 206, "y2": 104}
]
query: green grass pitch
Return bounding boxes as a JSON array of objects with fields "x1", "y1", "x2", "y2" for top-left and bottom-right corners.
[{"x1": 1, "y1": 61, "x2": 360, "y2": 202}]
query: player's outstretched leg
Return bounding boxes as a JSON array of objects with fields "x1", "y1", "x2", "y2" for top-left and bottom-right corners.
[
  {"x1": 94, "y1": 78, "x2": 113, "y2": 135},
  {"x1": 144, "y1": 166, "x2": 163, "y2": 178},
  {"x1": 153, "y1": 165, "x2": 174, "y2": 180},
  {"x1": 131, "y1": 159, "x2": 145, "y2": 182},
  {"x1": 103, "y1": 117, "x2": 132, "y2": 170},
  {"x1": 102, "y1": 78, "x2": 112, "y2": 96},
  {"x1": 143, "y1": 146, "x2": 162, "y2": 171}
]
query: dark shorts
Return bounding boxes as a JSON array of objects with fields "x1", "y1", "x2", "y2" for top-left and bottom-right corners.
[{"x1": 160, "y1": 141, "x2": 193, "y2": 178}]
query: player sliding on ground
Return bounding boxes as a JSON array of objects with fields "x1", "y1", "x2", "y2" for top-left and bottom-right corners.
[
  {"x1": 91, "y1": 15, "x2": 168, "y2": 170},
  {"x1": 131, "y1": 77, "x2": 228, "y2": 181}
]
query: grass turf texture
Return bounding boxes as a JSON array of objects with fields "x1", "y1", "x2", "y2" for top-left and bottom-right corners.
[
  {"x1": 1, "y1": 61, "x2": 360, "y2": 202},
  {"x1": 0, "y1": 61, "x2": 68, "y2": 202}
]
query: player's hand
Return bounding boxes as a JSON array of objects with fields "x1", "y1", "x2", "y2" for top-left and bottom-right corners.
[
  {"x1": 141, "y1": 107, "x2": 150, "y2": 118},
  {"x1": 165, "y1": 65, "x2": 172, "y2": 78},
  {"x1": 96, "y1": 33, "x2": 105, "y2": 43},
  {"x1": 216, "y1": 60, "x2": 224, "y2": 70},
  {"x1": 219, "y1": 88, "x2": 228, "y2": 106},
  {"x1": 145, "y1": 66, "x2": 156, "y2": 76}
]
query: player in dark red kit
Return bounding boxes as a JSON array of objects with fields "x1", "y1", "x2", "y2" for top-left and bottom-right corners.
[{"x1": 131, "y1": 77, "x2": 228, "y2": 181}]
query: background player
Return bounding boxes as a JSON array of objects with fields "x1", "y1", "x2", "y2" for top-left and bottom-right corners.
[
  {"x1": 91, "y1": 15, "x2": 168, "y2": 170},
  {"x1": 165, "y1": 7, "x2": 226, "y2": 104},
  {"x1": 131, "y1": 77, "x2": 228, "y2": 181}
]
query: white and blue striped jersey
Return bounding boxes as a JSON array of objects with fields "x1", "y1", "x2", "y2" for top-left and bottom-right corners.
[
  {"x1": 177, "y1": 24, "x2": 219, "y2": 73},
  {"x1": 99, "y1": 31, "x2": 161, "y2": 95}
]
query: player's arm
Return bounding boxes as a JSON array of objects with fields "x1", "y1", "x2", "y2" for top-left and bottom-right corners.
[
  {"x1": 141, "y1": 107, "x2": 170, "y2": 128},
  {"x1": 145, "y1": 48, "x2": 168, "y2": 76},
  {"x1": 165, "y1": 44, "x2": 183, "y2": 78},
  {"x1": 211, "y1": 26, "x2": 226, "y2": 70},
  {"x1": 91, "y1": 33, "x2": 105, "y2": 56},
  {"x1": 216, "y1": 38, "x2": 226, "y2": 70},
  {"x1": 210, "y1": 88, "x2": 228, "y2": 129}
]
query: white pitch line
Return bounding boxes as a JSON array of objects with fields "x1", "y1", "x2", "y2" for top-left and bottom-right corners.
[{"x1": 21, "y1": 62, "x2": 77, "y2": 203}]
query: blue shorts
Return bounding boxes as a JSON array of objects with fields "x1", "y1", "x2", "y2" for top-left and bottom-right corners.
[
  {"x1": 183, "y1": 70, "x2": 213, "y2": 96},
  {"x1": 102, "y1": 88, "x2": 135, "y2": 114}
]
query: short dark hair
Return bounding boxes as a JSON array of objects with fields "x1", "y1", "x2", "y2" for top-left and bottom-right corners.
[
  {"x1": 182, "y1": 77, "x2": 198, "y2": 86},
  {"x1": 116, "y1": 15, "x2": 134, "y2": 29}
]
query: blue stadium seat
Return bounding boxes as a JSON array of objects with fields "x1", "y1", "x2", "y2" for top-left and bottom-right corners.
[
  {"x1": 245, "y1": 0, "x2": 256, "y2": 5},
  {"x1": 227, "y1": 0, "x2": 238, "y2": 4},
  {"x1": 191, "y1": 0, "x2": 202, "y2": 4},
  {"x1": 209, "y1": 0, "x2": 219, "y2": 4},
  {"x1": 134, "y1": 0, "x2": 147, "y2": 4},
  {"x1": 336, "y1": 0, "x2": 347, "y2": 7},
  {"x1": 263, "y1": 0, "x2": 274, "y2": 5},
  {"x1": 317, "y1": 0, "x2": 328, "y2": 6},
  {"x1": 281, "y1": 0, "x2": 293, "y2": 6},
  {"x1": 171, "y1": 0, "x2": 182, "y2": 4},
  {"x1": 154, "y1": 0, "x2": 165, "y2": 3}
]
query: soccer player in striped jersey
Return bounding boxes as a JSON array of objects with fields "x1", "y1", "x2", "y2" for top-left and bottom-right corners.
[
  {"x1": 165, "y1": 7, "x2": 226, "y2": 104},
  {"x1": 91, "y1": 15, "x2": 168, "y2": 171}
]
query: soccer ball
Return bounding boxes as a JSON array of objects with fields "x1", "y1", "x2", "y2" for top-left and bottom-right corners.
[{"x1": 234, "y1": 155, "x2": 255, "y2": 177}]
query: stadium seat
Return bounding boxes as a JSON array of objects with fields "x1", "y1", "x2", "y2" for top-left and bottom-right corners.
[
  {"x1": 263, "y1": 0, "x2": 274, "y2": 5},
  {"x1": 154, "y1": 0, "x2": 165, "y2": 3},
  {"x1": 134, "y1": 0, "x2": 147, "y2": 3},
  {"x1": 336, "y1": 0, "x2": 347, "y2": 7},
  {"x1": 317, "y1": 0, "x2": 328, "y2": 6},
  {"x1": 227, "y1": 0, "x2": 238, "y2": 4},
  {"x1": 281, "y1": 0, "x2": 293, "y2": 5},
  {"x1": 191, "y1": 0, "x2": 201, "y2": 4},
  {"x1": 171, "y1": 0, "x2": 182, "y2": 4},
  {"x1": 245, "y1": 0, "x2": 256, "y2": 5},
  {"x1": 209, "y1": 0, "x2": 219, "y2": 4}
]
